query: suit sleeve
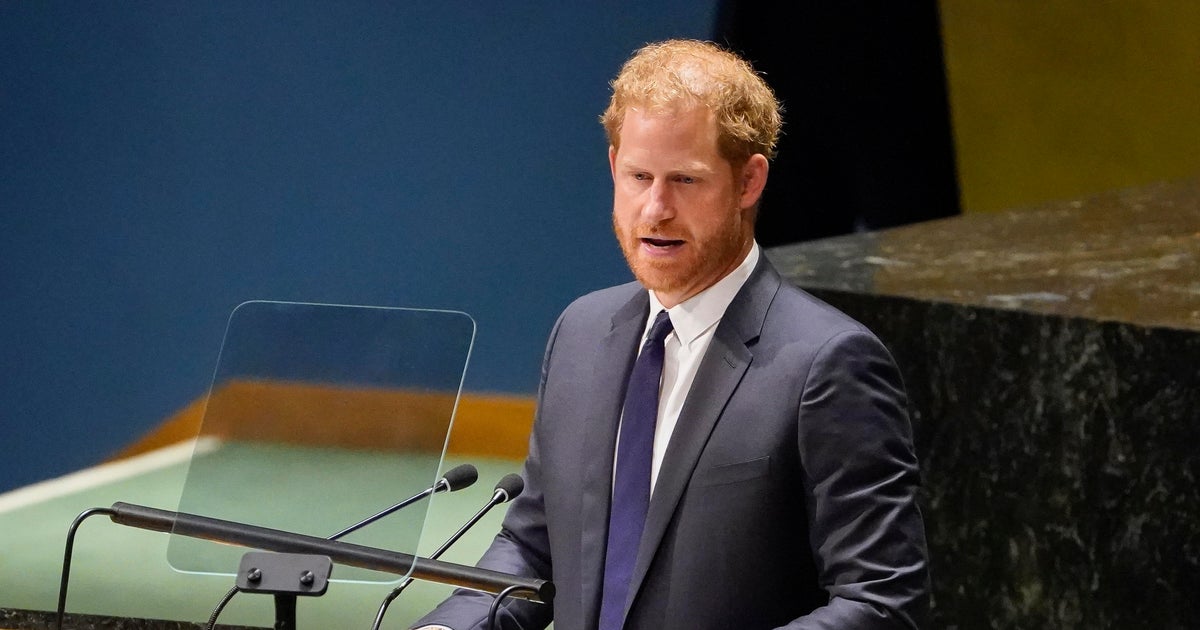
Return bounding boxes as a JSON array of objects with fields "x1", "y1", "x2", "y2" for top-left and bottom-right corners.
[
  {"x1": 784, "y1": 329, "x2": 930, "y2": 630},
  {"x1": 408, "y1": 314, "x2": 565, "y2": 630}
]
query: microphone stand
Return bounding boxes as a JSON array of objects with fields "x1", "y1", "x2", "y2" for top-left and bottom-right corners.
[
  {"x1": 55, "y1": 502, "x2": 553, "y2": 630},
  {"x1": 203, "y1": 464, "x2": 480, "y2": 629},
  {"x1": 489, "y1": 583, "x2": 539, "y2": 630},
  {"x1": 370, "y1": 475, "x2": 523, "y2": 630}
]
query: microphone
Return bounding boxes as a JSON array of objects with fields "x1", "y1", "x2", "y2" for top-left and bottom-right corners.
[
  {"x1": 430, "y1": 473, "x2": 524, "y2": 564},
  {"x1": 199, "y1": 463, "x2": 481, "y2": 628},
  {"x1": 369, "y1": 473, "x2": 525, "y2": 630},
  {"x1": 329, "y1": 463, "x2": 478, "y2": 540},
  {"x1": 440, "y1": 463, "x2": 482, "y2": 492},
  {"x1": 491, "y1": 473, "x2": 525, "y2": 504}
]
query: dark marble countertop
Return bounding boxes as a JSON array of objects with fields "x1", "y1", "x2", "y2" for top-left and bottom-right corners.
[
  {"x1": 768, "y1": 177, "x2": 1200, "y2": 331},
  {"x1": 0, "y1": 608, "x2": 265, "y2": 630}
]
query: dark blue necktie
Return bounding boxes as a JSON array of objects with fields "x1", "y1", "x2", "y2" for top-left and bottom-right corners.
[{"x1": 599, "y1": 310, "x2": 674, "y2": 630}]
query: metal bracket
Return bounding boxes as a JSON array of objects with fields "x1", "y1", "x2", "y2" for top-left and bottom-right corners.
[{"x1": 236, "y1": 552, "x2": 332, "y2": 597}]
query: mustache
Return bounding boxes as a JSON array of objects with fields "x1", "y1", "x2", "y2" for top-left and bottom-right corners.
[{"x1": 629, "y1": 222, "x2": 688, "y2": 240}]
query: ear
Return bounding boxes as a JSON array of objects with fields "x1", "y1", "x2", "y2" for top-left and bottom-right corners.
[
  {"x1": 608, "y1": 145, "x2": 618, "y2": 181},
  {"x1": 737, "y1": 153, "x2": 769, "y2": 209}
]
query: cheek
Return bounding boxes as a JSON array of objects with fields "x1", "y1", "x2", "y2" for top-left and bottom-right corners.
[
  {"x1": 611, "y1": 199, "x2": 634, "y2": 225},
  {"x1": 611, "y1": 183, "x2": 633, "y2": 208},
  {"x1": 691, "y1": 198, "x2": 737, "y2": 231},
  {"x1": 612, "y1": 188, "x2": 646, "y2": 220},
  {"x1": 611, "y1": 204, "x2": 638, "y2": 238}
]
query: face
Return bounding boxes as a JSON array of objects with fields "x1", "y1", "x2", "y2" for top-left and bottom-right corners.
[{"x1": 609, "y1": 106, "x2": 768, "y2": 307}]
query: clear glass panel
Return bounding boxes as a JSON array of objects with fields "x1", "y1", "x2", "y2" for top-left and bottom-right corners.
[{"x1": 166, "y1": 301, "x2": 475, "y2": 583}]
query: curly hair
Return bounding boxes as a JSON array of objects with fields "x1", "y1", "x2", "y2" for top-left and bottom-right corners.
[{"x1": 600, "y1": 39, "x2": 782, "y2": 166}]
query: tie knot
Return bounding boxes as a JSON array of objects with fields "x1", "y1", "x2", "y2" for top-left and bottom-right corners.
[{"x1": 646, "y1": 310, "x2": 674, "y2": 346}]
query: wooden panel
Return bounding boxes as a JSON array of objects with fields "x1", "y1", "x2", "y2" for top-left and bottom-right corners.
[{"x1": 115, "y1": 383, "x2": 536, "y2": 462}]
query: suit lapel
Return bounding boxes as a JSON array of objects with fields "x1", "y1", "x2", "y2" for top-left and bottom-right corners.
[
  {"x1": 624, "y1": 259, "x2": 782, "y2": 619},
  {"x1": 579, "y1": 291, "x2": 649, "y2": 630}
]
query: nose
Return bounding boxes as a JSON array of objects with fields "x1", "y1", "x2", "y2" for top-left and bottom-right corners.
[{"x1": 643, "y1": 180, "x2": 675, "y2": 223}]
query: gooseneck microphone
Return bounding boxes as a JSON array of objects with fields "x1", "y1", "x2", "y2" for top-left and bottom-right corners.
[
  {"x1": 202, "y1": 463, "x2": 481, "y2": 628},
  {"x1": 491, "y1": 474, "x2": 525, "y2": 504},
  {"x1": 440, "y1": 463, "x2": 483, "y2": 491},
  {"x1": 329, "y1": 463, "x2": 479, "y2": 540},
  {"x1": 370, "y1": 473, "x2": 525, "y2": 630}
]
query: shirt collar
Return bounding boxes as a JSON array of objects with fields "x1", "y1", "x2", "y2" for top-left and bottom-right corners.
[{"x1": 647, "y1": 242, "x2": 760, "y2": 348}]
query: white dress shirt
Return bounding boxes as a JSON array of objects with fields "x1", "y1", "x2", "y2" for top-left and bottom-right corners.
[{"x1": 639, "y1": 242, "x2": 759, "y2": 494}]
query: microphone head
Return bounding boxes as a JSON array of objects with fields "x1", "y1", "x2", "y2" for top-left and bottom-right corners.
[
  {"x1": 440, "y1": 464, "x2": 479, "y2": 492},
  {"x1": 494, "y1": 473, "x2": 525, "y2": 502}
]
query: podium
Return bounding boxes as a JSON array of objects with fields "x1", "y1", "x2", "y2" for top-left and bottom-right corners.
[
  {"x1": 1, "y1": 607, "x2": 265, "y2": 629},
  {"x1": 769, "y1": 177, "x2": 1200, "y2": 629}
]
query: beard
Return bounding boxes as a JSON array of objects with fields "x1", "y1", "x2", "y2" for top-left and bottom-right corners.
[{"x1": 612, "y1": 207, "x2": 750, "y2": 299}]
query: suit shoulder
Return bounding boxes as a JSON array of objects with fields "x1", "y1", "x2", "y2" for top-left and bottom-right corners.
[
  {"x1": 557, "y1": 280, "x2": 644, "y2": 324},
  {"x1": 539, "y1": 280, "x2": 644, "y2": 371},
  {"x1": 771, "y1": 282, "x2": 875, "y2": 338}
]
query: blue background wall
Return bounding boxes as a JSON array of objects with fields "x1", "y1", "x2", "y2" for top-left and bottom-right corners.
[{"x1": 0, "y1": 2, "x2": 718, "y2": 493}]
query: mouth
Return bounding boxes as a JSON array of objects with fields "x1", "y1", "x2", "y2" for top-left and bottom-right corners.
[{"x1": 640, "y1": 236, "x2": 685, "y2": 249}]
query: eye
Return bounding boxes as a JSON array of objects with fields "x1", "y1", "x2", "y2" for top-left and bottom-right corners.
[
  {"x1": 675, "y1": 175, "x2": 696, "y2": 184},
  {"x1": 633, "y1": 172, "x2": 650, "y2": 181}
]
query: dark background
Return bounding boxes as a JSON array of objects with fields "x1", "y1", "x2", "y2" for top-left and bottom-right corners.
[{"x1": 716, "y1": 0, "x2": 960, "y2": 245}]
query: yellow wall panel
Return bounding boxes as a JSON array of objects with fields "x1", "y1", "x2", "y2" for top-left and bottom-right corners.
[{"x1": 939, "y1": 1, "x2": 1200, "y2": 212}]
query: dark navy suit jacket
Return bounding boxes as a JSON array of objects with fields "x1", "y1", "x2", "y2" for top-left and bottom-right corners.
[{"x1": 414, "y1": 257, "x2": 930, "y2": 629}]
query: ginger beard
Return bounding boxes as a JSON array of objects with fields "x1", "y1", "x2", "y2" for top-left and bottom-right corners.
[{"x1": 612, "y1": 200, "x2": 752, "y2": 301}]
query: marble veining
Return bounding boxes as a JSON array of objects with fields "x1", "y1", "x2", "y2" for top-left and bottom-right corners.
[
  {"x1": 0, "y1": 608, "x2": 264, "y2": 629},
  {"x1": 767, "y1": 178, "x2": 1200, "y2": 629},
  {"x1": 769, "y1": 177, "x2": 1200, "y2": 331}
]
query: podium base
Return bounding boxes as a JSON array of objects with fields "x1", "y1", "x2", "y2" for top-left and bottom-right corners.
[{"x1": 0, "y1": 608, "x2": 267, "y2": 630}]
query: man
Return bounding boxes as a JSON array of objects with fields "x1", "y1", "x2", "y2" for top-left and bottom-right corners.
[{"x1": 414, "y1": 39, "x2": 929, "y2": 629}]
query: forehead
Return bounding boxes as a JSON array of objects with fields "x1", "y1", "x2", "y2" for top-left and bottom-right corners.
[{"x1": 616, "y1": 106, "x2": 723, "y2": 166}]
